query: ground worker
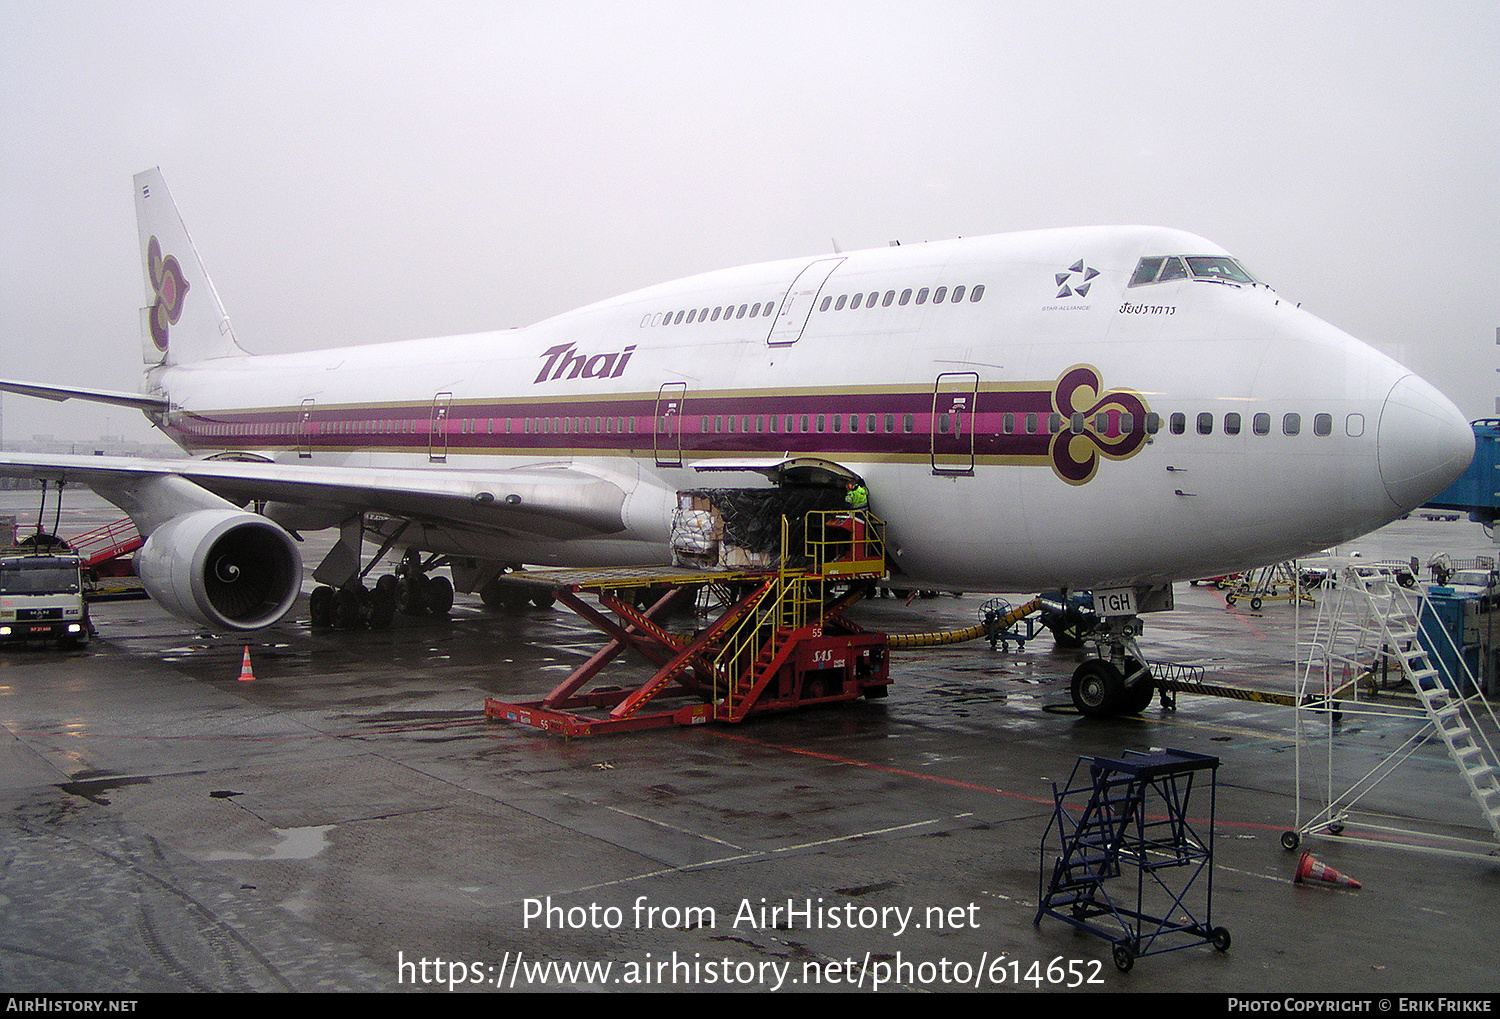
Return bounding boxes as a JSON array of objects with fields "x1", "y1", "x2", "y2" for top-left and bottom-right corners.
[{"x1": 845, "y1": 482, "x2": 868, "y2": 509}]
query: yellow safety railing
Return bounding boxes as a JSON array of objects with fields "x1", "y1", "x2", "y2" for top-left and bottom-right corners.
[{"x1": 708, "y1": 510, "x2": 886, "y2": 717}]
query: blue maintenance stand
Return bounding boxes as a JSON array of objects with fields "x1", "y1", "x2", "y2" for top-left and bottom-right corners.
[{"x1": 1035, "y1": 748, "x2": 1228, "y2": 972}]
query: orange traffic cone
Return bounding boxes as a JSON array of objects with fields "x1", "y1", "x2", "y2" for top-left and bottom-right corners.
[
  {"x1": 238, "y1": 646, "x2": 256, "y2": 682},
  {"x1": 1294, "y1": 850, "x2": 1361, "y2": 889}
]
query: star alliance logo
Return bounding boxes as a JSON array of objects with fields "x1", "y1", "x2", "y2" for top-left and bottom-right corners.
[{"x1": 1054, "y1": 260, "x2": 1099, "y2": 299}]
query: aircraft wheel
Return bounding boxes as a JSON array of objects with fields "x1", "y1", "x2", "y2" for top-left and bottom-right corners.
[
  {"x1": 309, "y1": 585, "x2": 335, "y2": 628},
  {"x1": 531, "y1": 591, "x2": 555, "y2": 610},
  {"x1": 396, "y1": 575, "x2": 426, "y2": 616},
  {"x1": 426, "y1": 575, "x2": 454, "y2": 616},
  {"x1": 1071, "y1": 660, "x2": 1124, "y2": 718},
  {"x1": 501, "y1": 587, "x2": 532, "y2": 613},
  {"x1": 335, "y1": 586, "x2": 364, "y2": 629},
  {"x1": 368, "y1": 586, "x2": 396, "y2": 630},
  {"x1": 480, "y1": 577, "x2": 506, "y2": 610},
  {"x1": 1119, "y1": 658, "x2": 1156, "y2": 715}
]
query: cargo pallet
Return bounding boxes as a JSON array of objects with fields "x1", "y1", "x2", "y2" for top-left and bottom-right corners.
[
  {"x1": 485, "y1": 510, "x2": 890, "y2": 736},
  {"x1": 1035, "y1": 748, "x2": 1228, "y2": 972}
]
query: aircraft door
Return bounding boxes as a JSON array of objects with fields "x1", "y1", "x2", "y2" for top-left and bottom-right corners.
[
  {"x1": 931, "y1": 372, "x2": 978, "y2": 475},
  {"x1": 430, "y1": 392, "x2": 452, "y2": 462},
  {"x1": 654, "y1": 382, "x2": 687, "y2": 467},
  {"x1": 298, "y1": 398, "x2": 315, "y2": 459},
  {"x1": 766, "y1": 257, "x2": 845, "y2": 346}
]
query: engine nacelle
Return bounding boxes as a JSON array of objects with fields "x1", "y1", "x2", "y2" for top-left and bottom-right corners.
[{"x1": 135, "y1": 509, "x2": 303, "y2": 630}]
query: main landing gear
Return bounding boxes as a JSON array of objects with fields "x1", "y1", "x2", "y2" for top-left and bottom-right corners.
[
  {"x1": 479, "y1": 569, "x2": 556, "y2": 613},
  {"x1": 310, "y1": 549, "x2": 452, "y2": 630}
]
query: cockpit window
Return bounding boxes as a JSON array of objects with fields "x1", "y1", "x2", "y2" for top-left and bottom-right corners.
[
  {"x1": 1129, "y1": 254, "x2": 1259, "y2": 287},
  {"x1": 1129, "y1": 257, "x2": 1164, "y2": 287},
  {"x1": 1184, "y1": 256, "x2": 1257, "y2": 284},
  {"x1": 1158, "y1": 256, "x2": 1189, "y2": 282}
]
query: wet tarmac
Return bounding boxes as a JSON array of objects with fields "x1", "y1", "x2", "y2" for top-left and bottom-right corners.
[{"x1": 2, "y1": 493, "x2": 1499, "y2": 994}]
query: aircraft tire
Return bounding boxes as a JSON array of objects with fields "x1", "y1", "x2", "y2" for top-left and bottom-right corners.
[
  {"x1": 1071, "y1": 660, "x2": 1124, "y2": 718},
  {"x1": 368, "y1": 587, "x2": 396, "y2": 630},
  {"x1": 1119, "y1": 658, "x2": 1156, "y2": 714},
  {"x1": 309, "y1": 585, "x2": 335, "y2": 628},
  {"x1": 426, "y1": 575, "x2": 454, "y2": 616}
]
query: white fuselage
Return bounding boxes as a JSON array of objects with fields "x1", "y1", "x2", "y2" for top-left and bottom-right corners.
[{"x1": 143, "y1": 226, "x2": 1474, "y2": 592}]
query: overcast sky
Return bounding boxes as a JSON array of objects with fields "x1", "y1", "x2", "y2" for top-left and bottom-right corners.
[{"x1": 2, "y1": 0, "x2": 1496, "y2": 444}]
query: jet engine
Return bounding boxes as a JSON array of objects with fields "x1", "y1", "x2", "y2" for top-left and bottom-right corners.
[{"x1": 135, "y1": 509, "x2": 303, "y2": 630}]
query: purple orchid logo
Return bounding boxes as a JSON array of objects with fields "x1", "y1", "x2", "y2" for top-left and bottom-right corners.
[
  {"x1": 1049, "y1": 365, "x2": 1151, "y2": 485},
  {"x1": 147, "y1": 236, "x2": 189, "y2": 352}
]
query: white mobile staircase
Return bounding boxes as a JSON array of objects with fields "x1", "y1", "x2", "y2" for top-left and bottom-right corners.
[{"x1": 1292, "y1": 565, "x2": 1500, "y2": 858}]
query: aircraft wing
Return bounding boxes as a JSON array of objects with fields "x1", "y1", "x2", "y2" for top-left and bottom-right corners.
[{"x1": 0, "y1": 452, "x2": 636, "y2": 541}]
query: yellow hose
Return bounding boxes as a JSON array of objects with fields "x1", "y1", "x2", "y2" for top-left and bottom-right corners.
[{"x1": 888, "y1": 598, "x2": 1041, "y2": 649}]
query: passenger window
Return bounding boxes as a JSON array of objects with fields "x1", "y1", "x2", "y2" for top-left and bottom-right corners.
[
  {"x1": 1003, "y1": 412, "x2": 1015, "y2": 434},
  {"x1": 1346, "y1": 413, "x2": 1364, "y2": 438},
  {"x1": 1314, "y1": 413, "x2": 1332, "y2": 436},
  {"x1": 1145, "y1": 413, "x2": 1160, "y2": 434},
  {"x1": 800, "y1": 414, "x2": 810, "y2": 432},
  {"x1": 883, "y1": 290, "x2": 896, "y2": 307},
  {"x1": 1170, "y1": 412, "x2": 1186, "y2": 435},
  {"x1": 933, "y1": 286, "x2": 948, "y2": 304},
  {"x1": 851, "y1": 294, "x2": 864, "y2": 310},
  {"x1": 1094, "y1": 412, "x2": 1109, "y2": 432},
  {"x1": 951, "y1": 285, "x2": 965, "y2": 303},
  {"x1": 1283, "y1": 413, "x2": 1301, "y2": 436},
  {"x1": 899, "y1": 289, "x2": 913, "y2": 305},
  {"x1": 1197, "y1": 412, "x2": 1213, "y2": 435},
  {"x1": 1025, "y1": 412, "x2": 1038, "y2": 434},
  {"x1": 938, "y1": 414, "x2": 950, "y2": 434},
  {"x1": 835, "y1": 295, "x2": 848, "y2": 311},
  {"x1": 916, "y1": 288, "x2": 929, "y2": 305},
  {"x1": 1047, "y1": 413, "x2": 1061, "y2": 434},
  {"x1": 819, "y1": 296, "x2": 832, "y2": 312},
  {"x1": 970, "y1": 284, "x2": 984, "y2": 302},
  {"x1": 1252, "y1": 412, "x2": 1271, "y2": 435},
  {"x1": 903, "y1": 413, "x2": 914, "y2": 433},
  {"x1": 848, "y1": 415, "x2": 858, "y2": 433},
  {"x1": 1071, "y1": 413, "x2": 1086, "y2": 434},
  {"x1": 1224, "y1": 412, "x2": 1241, "y2": 435},
  {"x1": 711, "y1": 307, "x2": 721, "y2": 321},
  {"x1": 866, "y1": 414, "x2": 877, "y2": 432}
]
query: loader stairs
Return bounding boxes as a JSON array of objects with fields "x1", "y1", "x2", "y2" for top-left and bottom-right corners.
[{"x1": 484, "y1": 509, "x2": 890, "y2": 736}]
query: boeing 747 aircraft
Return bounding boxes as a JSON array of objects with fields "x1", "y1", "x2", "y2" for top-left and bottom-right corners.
[{"x1": 0, "y1": 169, "x2": 1474, "y2": 716}]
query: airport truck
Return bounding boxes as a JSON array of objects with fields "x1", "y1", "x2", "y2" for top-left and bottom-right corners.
[{"x1": 0, "y1": 551, "x2": 89, "y2": 647}]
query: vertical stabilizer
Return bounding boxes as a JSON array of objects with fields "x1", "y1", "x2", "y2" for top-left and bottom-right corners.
[{"x1": 134, "y1": 168, "x2": 245, "y2": 366}]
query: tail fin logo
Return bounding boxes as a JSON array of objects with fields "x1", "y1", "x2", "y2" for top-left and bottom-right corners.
[{"x1": 146, "y1": 235, "x2": 189, "y2": 352}]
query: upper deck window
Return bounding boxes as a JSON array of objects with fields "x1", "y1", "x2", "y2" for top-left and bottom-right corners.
[{"x1": 1129, "y1": 254, "x2": 1259, "y2": 287}]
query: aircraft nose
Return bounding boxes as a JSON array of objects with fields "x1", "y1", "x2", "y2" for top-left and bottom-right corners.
[{"x1": 1377, "y1": 374, "x2": 1474, "y2": 511}]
